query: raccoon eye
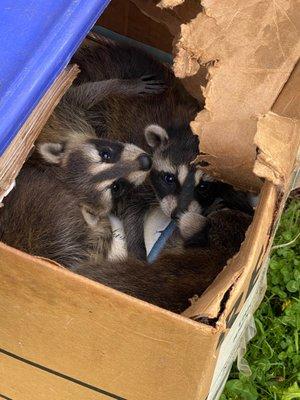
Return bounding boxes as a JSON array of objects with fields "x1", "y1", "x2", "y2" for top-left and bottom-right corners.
[
  {"x1": 111, "y1": 182, "x2": 121, "y2": 192},
  {"x1": 100, "y1": 149, "x2": 112, "y2": 161},
  {"x1": 199, "y1": 180, "x2": 210, "y2": 190},
  {"x1": 162, "y1": 172, "x2": 176, "y2": 185},
  {"x1": 111, "y1": 180, "x2": 126, "y2": 196}
]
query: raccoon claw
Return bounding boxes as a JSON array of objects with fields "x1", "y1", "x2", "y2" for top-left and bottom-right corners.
[{"x1": 138, "y1": 74, "x2": 167, "y2": 95}]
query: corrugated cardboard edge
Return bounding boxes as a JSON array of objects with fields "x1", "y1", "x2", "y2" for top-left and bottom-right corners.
[{"x1": 0, "y1": 65, "x2": 79, "y2": 200}]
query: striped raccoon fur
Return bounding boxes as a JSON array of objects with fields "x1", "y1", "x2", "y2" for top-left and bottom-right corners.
[
  {"x1": 68, "y1": 34, "x2": 202, "y2": 259},
  {"x1": 75, "y1": 208, "x2": 252, "y2": 313},
  {"x1": 0, "y1": 136, "x2": 152, "y2": 268}
]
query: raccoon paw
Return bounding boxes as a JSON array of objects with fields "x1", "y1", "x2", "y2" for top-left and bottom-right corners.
[
  {"x1": 137, "y1": 74, "x2": 167, "y2": 95},
  {"x1": 179, "y1": 212, "x2": 207, "y2": 240}
]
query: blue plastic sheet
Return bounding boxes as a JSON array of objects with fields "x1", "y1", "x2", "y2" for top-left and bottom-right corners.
[
  {"x1": 147, "y1": 220, "x2": 176, "y2": 263},
  {"x1": 0, "y1": 0, "x2": 110, "y2": 155}
]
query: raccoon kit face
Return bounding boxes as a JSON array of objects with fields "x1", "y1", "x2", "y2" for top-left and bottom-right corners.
[
  {"x1": 144, "y1": 124, "x2": 201, "y2": 220},
  {"x1": 38, "y1": 136, "x2": 152, "y2": 218},
  {"x1": 193, "y1": 174, "x2": 254, "y2": 217}
]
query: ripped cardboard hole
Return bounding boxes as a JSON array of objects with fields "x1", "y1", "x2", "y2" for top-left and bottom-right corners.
[{"x1": 191, "y1": 284, "x2": 233, "y2": 327}]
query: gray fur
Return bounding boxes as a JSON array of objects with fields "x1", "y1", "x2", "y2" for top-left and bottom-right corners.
[
  {"x1": 69, "y1": 34, "x2": 201, "y2": 259},
  {"x1": 76, "y1": 209, "x2": 252, "y2": 313},
  {"x1": 0, "y1": 133, "x2": 152, "y2": 268}
]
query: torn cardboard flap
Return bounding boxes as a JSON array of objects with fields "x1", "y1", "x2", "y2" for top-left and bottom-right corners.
[
  {"x1": 192, "y1": 114, "x2": 260, "y2": 191},
  {"x1": 139, "y1": 0, "x2": 300, "y2": 190},
  {"x1": 188, "y1": 0, "x2": 299, "y2": 190},
  {"x1": 254, "y1": 60, "x2": 300, "y2": 187},
  {"x1": 254, "y1": 112, "x2": 300, "y2": 187}
]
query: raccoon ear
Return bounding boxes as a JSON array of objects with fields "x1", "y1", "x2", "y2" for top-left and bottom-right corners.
[
  {"x1": 38, "y1": 142, "x2": 64, "y2": 164},
  {"x1": 144, "y1": 124, "x2": 169, "y2": 149},
  {"x1": 81, "y1": 205, "x2": 99, "y2": 228}
]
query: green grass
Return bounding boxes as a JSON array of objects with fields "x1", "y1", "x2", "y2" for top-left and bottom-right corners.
[{"x1": 221, "y1": 199, "x2": 300, "y2": 400}]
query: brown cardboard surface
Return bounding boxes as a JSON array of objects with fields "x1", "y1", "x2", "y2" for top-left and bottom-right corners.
[
  {"x1": 254, "y1": 60, "x2": 300, "y2": 187},
  {"x1": 130, "y1": 0, "x2": 179, "y2": 36},
  {"x1": 98, "y1": 0, "x2": 173, "y2": 53},
  {"x1": 254, "y1": 112, "x2": 300, "y2": 186},
  {"x1": 188, "y1": 0, "x2": 300, "y2": 190},
  {"x1": 272, "y1": 60, "x2": 300, "y2": 119},
  {"x1": 0, "y1": 66, "x2": 79, "y2": 200},
  {"x1": 134, "y1": 0, "x2": 300, "y2": 191},
  {"x1": 182, "y1": 51, "x2": 300, "y2": 320},
  {"x1": 0, "y1": 242, "x2": 220, "y2": 400},
  {"x1": 0, "y1": 353, "x2": 113, "y2": 400}
]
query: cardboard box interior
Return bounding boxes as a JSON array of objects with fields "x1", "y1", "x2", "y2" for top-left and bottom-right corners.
[{"x1": 0, "y1": 1, "x2": 299, "y2": 399}]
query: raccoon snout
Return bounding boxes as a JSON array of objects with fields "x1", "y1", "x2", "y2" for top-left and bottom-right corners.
[
  {"x1": 171, "y1": 200, "x2": 202, "y2": 220},
  {"x1": 138, "y1": 153, "x2": 152, "y2": 171}
]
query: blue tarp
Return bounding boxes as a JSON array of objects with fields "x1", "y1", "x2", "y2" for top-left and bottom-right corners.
[{"x1": 0, "y1": 0, "x2": 110, "y2": 156}]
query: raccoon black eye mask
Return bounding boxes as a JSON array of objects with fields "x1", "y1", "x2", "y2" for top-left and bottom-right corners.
[
  {"x1": 0, "y1": 135, "x2": 153, "y2": 270},
  {"x1": 144, "y1": 123, "x2": 200, "y2": 220},
  {"x1": 38, "y1": 136, "x2": 152, "y2": 216}
]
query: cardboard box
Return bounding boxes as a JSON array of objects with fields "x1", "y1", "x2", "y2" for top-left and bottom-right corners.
[{"x1": 0, "y1": 1, "x2": 299, "y2": 399}]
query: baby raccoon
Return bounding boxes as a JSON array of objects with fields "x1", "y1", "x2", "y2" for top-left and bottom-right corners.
[
  {"x1": 36, "y1": 135, "x2": 152, "y2": 216},
  {"x1": 0, "y1": 136, "x2": 152, "y2": 268},
  {"x1": 195, "y1": 177, "x2": 255, "y2": 217},
  {"x1": 69, "y1": 34, "x2": 202, "y2": 258},
  {"x1": 75, "y1": 208, "x2": 252, "y2": 313}
]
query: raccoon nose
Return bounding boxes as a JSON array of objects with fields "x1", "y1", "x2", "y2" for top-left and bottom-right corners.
[{"x1": 138, "y1": 153, "x2": 152, "y2": 171}]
